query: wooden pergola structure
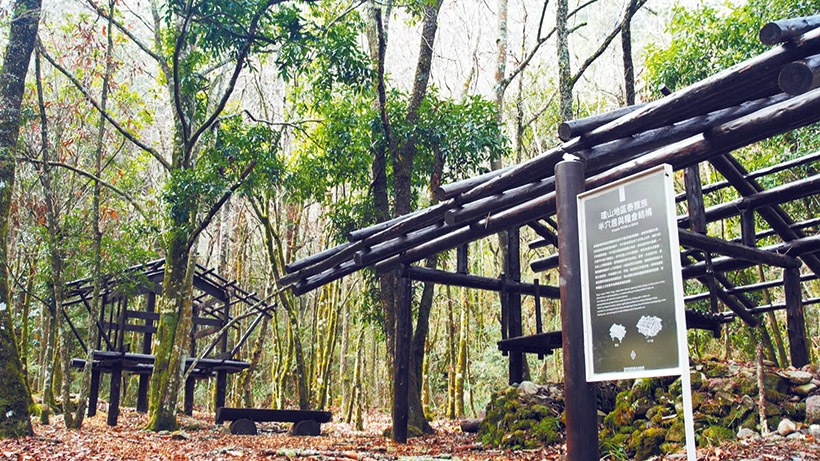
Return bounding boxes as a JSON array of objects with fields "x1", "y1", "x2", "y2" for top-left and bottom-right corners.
[
  {"x1": 282, "y1": 15, "x2": 820, "y2": 459},
  {"x1": 65, "y1": 258, "x2": 275, "y2": 426}
]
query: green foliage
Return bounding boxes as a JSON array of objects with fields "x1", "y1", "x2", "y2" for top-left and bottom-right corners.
[{"x1": 644, "y1": 0, "x2": 820, "y2": 93}]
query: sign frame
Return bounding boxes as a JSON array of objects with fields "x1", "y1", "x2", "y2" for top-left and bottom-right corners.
[{"x1": 577, "y1": 163, "x2": 688, "y2": 383}]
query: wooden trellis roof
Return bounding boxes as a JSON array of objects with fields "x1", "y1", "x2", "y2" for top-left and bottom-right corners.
[{"x1": 281, "y1": 16, "x2": 820, "y2": 330}]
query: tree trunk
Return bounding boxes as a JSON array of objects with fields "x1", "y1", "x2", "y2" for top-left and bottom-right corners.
[
  {"x1": 240, "y1": 317, "x2": 269, "y2": 408},
  {"x1": 367, "y1": 3, "x2": 396, "y2": 383},
  {"x1": 0, "y1": 0, "x2": 40, "y2": 439},
  {"x1": 621, "y1": 0, "x2": 638, "y2": 105},
  {"x1": 408, "y1": 257, "x2": 436, "y2": 435},
  {"x1": 71, "y1": 0, "x2": 114, "y2": 428},
  {"x1": 454, "y1": 288, "x2": 469, "y2": 417},
  {"x1": 146, "y1": 236, "x2": 195, "y2": 431},
  {"x1": 557, "y1": 0, "x2": 572, "y2": 121},
  {"x1": 446, "y1": 284, "x2": 456, "y2": 419}
]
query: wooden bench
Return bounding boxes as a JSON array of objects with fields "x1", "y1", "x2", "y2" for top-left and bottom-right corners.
[{"x1": 215, "y1": 407, "x2": 332, "y2": 436}]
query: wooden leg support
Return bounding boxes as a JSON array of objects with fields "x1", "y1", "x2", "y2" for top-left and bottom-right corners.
[
  {"x1": 107, "y1": 362, "x2": 122, "y2": 427},
  {"x1": 88, "y1": 369, "x2": 101, "y2": 417},
  {"x1": 136, "y1": 374, "x2": 149, "y2": 413},
  {"x1": 184, "y1": 376, "x2": 195, "y2": 416},
  {"x1": 215, "y1": 371, "x2": 227, "y2": 410}
]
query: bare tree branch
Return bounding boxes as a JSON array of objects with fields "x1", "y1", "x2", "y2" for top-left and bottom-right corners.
[
  {"x1": 84, "y1": 0, "x2": 165, "y2": 64},
  {"x1": 19, "y1": 158, "x2": 153, "y2": 222},
  {"x1": 568, "y1": 0, "x2": 647, "y2": 88},
  {"x1": 36, "y1": 41, "x2": 171, "y2": 170},
  {"x1": 498, "y1": 0, "x2": 599, "y2": 97},
  {"x1": 186, "y1": 160, "x2": 256, "y2": 251}
]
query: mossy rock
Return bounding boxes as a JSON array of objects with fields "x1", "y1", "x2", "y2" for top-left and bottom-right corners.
[
  {"x1": 701, "y1": 425, "x2": 734, "y2": 446},
  {"x1": 665, "y1": 421, "x2": 686, "y2": 443},
  {"x1": 763, "y1": 389, "x2": 787, "y2": 403},
  {"x1": 737, "y1": 376, "x2": 759, "y2": 397},
  {"x1": 783, "y1": 402, "x2": 806, "y2": 421},
  {"x1": 762, "y1": 372, "x2": 788, "y2": 394},
  {"x1": 478, "y1": 386, "x2": 562, "y2": 449},
  {"x1": 633, "y1": 397, "x2": 654, "y2": 417},
  {"x1": 728, "y1": 403, "x2": 753, "y2": 427},
  {"x1": 629, "y1": 427, "x2": 667, "y2": 460},
  {"x1": 632, "y1": 379, "x2": 661, "y2": 400},
  {"x1": 704, "y1": 361, "x2": 731, "y2": 378},
  {"x1": 700, "y1": 401, "x2": 730, "y2": 417},
  {"x1": 764, "y1": 401, "x2": 783, "y2": 417}
]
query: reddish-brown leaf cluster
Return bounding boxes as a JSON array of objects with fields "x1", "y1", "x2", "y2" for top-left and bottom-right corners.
[{"x1": 0, "y1": 408, "x2": 818, "y2": 460}]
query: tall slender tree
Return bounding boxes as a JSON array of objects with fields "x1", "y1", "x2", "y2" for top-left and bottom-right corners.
[{"x1": 0, "y1": 0, "x2": 41, "y2": 439}]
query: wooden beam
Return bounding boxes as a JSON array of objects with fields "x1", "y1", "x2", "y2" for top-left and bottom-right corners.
[
  {"x1": 405, "y1": 266, "x2": 560, "y2": 298},
  {"x1": 678, "y1": 228, "x2": 802, "y2": 268},
  {"x1": 779, "y1": 54, "x2": 820, "y2": 95},
  {"x1": 574, "y1": 26, "x2": 820, "y2": 148},
  {"x1": 760, "y1": 15, "x2": 820, "y2": 45},
  {"x1": 558, "y1": 103, "x2": 646, "y2": 141}
]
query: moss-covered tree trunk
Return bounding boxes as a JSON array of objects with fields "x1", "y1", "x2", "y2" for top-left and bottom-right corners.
[
  {"x1": 0, "y1": 0, "x2": 40, "y2": 439},
  {"x1": 146, "y1": 235, "x2": 195, "y2": 431}
]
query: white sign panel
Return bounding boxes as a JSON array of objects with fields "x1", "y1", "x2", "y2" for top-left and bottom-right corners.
[{"x1": 578, "y1": 164, "x2": 688, "y2": 382}]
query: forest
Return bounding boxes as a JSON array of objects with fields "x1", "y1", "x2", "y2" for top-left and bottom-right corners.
[{"x1": 0, "y1": 0, "x2": 819, "y2": 459}]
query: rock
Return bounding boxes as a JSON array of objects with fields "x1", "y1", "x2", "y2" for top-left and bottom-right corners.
[
  {"x1": 777, "y1": 418, "x2": 797, "y2": 436},
  {"x1": 762, "y1": 372, "x2": 789, "y2": 394},
  {"x1": 809, "y1": 424, "x2": 820, "y2": 438},
  {"x1": 736, "y1": 427, "x2": 759, "y2": 440},
  {"x1": 807, "y1": 396, "x2": 820, "y2": 424},
  {"x1": 633, "y1": 397, "x2": 654, "y2": 417},
  {"x1": 289, "y1": 420, "x2": 321, "y2": 436},
  {"x1": 786, "y1": 432, "x2": 804, "y2": 440},
  {"x1": 793, "y1": 383, "x2": 818, "y2": 397},
  {"x1": 518, "y1": 381, "x2": 539, "y2": 396},
  {"x1": 170, "y1": 430, "x2": 191, "y2": 440},
  {"x1": 785, "y1": 370, "x2": 814, "y2": 385}
]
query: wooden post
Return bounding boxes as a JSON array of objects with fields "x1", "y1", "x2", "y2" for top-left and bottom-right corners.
[
  {"x1": 136, "y1": 292, "x2": 155, "y2": 413},
  {"x1": 457, "y1": 244, "x2": 468, "y2": 274},
  {"x1": 184, "y1": 377, "x2": 195, "y2": 416},
  {"x1": 684, "y1": 165, "x2": 706, "y2": 234},
  {"x1": 392, "y1": 266, "x2": 412, "y2": 443},
  {"x1": 784, "y1": 267, "x2": 810, "y2": 367},
  {"x1": 741, "y1": 209, "x2": 756, "y2": 246},
  {"x1": 215, "y1": 293, "x2": 230, "y2": 411},
  {"x1": 88, "y1": 368, "x2": 100, "y2": 417},
  {"x1": 555, "y1": 156, "x2": 598, "y2": 460},
  {"x1": 507, "y1": 226, "x2": 523, "y2": 385},
  {"x1": 534, "y1": 279, "x2": 544, "y2": 360},
  {"x1": 107, "y1": 361, "x2": 122, "y2": 426}
]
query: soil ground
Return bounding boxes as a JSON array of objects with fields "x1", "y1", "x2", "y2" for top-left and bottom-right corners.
[{"x1": 0, "y1": 407, "x2": 818, "y2": 460}]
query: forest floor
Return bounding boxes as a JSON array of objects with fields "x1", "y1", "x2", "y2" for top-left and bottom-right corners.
[{"x1": 1, "y1": 406, "x2": 819, "y2": 460}]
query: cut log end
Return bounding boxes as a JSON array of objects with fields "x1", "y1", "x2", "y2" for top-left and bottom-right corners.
[
  {"x1": 460, "y1": 418, "x2": 483, "y2": 433},
  {"x1": 759, "y1": 22, "x2": 783, "y2": 46},
  {"x1": 289, "y1": 419, "x2": 321, "y2": 436},
  {"x1": 779, "y1": 61, "x2": 818, "y2": 95},
  {"x1": 557, "y1": 123, "x2": 574, "y2": 142},
  {"x1": 229, "y1": 418, "x2": 258, "y2": 435}
]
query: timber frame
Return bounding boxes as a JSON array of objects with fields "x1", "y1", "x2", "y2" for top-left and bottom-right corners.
[
  {"x1": 64, "y1": 258, "x2": 275, "y2": 426},
  {"x1": 282, "y1": 14, "x2": 820, "y2": 457}
]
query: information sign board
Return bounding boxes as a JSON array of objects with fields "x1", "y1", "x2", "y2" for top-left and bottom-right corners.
[{"x1": 578, "y1": 164, "x2": 687, "y2": 382}]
